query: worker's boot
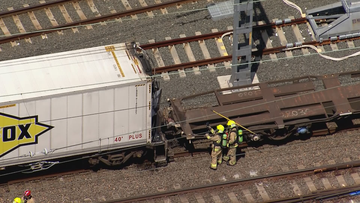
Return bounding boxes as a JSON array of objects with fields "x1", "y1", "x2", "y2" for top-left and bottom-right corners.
[
  {"x1": 227, "y1": 160, "x2": 236, "y2": 166},
  {"x1": 210, "y1": 163, "x2": 217, "y2": 170}
]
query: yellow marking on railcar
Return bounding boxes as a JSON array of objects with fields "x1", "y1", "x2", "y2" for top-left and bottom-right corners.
[
  {"x1": 0, "y1": 104, "x2": 15, "y2": 109},
  {"x1": 0, "y1": 113, "x2": 53, "y2": 157},
  {"x1": 105, "y1": 46, "x2": 125, "y2": 77},
  {"x1": 249, "y1": 32, "x2": 252, "y2": 45},
  {"x1": 131, "y1": 64, "x2": 137, "y2": 73},
  {"x1": 125, "y1": 50, "x2": 130, "y2": 60},
  {"x1": 133, "y1": 58, "x2": 139, "y2": 66}
]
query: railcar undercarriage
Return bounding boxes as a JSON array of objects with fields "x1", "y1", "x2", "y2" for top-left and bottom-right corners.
[{"x1": 162, "y1": 71, "x2": 360, "y2": 144}]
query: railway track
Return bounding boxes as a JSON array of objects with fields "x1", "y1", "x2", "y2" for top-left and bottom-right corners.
[
  {"x1": 140, "y1": 16, "x2": 360, "y2": 79},
  {"x1": 4, "y1": 169, "x2": 91, "y2": 185},
  {"x1": 106, "y1": 160, "x2": 360, "y2": 203},
  {"x1": 1, "y1": 2, "x2": 360, "y2": 202},
  {"x1": 0, "y1": 0, "x2": 198, "y2": 48},
  {"x1": 2, "y1": 128, "x2": 359, "y2": 202},
  {"x1": 1, "y1": 2, "x2": 356, "y2": 80}
]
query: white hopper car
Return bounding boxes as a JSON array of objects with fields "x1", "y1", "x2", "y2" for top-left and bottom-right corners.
[{"x1": 0, "y1": 42, "x2": 165, "y2": 172}]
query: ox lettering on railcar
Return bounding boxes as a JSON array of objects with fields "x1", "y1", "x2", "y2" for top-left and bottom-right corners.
[
  {"x1": 237, "y1": 90, "x2": 258, "y2": 97},
  {"x1": 281, "y1": 108, "x2": 310, "y2": 118},
  {"x1": 0, "y1": 113, "x2": 53, "y2": 157},
  {"x1": 129, "y1": 133, "x2": 142, "y2": 140}
]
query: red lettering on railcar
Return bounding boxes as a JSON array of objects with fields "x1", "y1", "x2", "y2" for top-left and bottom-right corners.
[
  {"x1": 129, "y1": 133, "x2": 142, "y2": 140},
  {"x1": 114, "y1": 136, "x2": 123, "y2": 142}
]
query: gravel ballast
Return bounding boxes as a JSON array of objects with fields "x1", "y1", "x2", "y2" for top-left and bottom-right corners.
[{"x1": 0, "y1": 0, "x2": 360, "y2": 202}]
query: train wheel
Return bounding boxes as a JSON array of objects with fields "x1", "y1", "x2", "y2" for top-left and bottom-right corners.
[{"x1": 267, "y1": 129, "x2": 291, "y2": 141}]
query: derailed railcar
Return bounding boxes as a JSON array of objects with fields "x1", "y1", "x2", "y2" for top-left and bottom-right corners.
[
  {"x1": 0, "y1": 42, "x2": 165, "y2": 172},
  {"x1": 164, "y1": 72, "x2": 360, "y2": 143}
]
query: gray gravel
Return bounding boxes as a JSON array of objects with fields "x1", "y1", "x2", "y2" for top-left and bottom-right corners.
[
  {"x1": 1, "y1": 129, "x2": 360, "y2": 202},
  {"x1": 0, "y1": 0, "x2": 360, "y2": 202},
  {"x1": 0, "y1": 0, "x2": 59, "y2": 12}
]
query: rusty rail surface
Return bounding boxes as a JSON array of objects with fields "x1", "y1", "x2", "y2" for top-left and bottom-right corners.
[
  {"x1": 152, "y1": 34, "x2": 360, "y2": 74},
  {"x1": 141, "y1": 18, "x2": 308, "y2": 50},
  {"x1": 153, "y1": 55, "x2": 232, "y2": 73},
  {"x1": 4, "y1": 169, "x2": 90, "y2": 185},
  {"x1": 0, "y1": 0, "x2": 74, "y2": 18},
  {"x1": 0, "y1": 0, "x2": 196, "y2": 43},
  {"x1": 169, "y1": 71, "x2": 360, "y2": 139},
  {"x1": 140, "y1": 17, "x2": 359, "y2": 74},
  {"x1": 105, "y1": 160, "x2": 360, "y2": 203}
]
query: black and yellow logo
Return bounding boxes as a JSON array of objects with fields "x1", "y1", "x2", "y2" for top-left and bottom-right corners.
[{"x1": 0, "y1": 113, "x2": 53, "y2": 157}]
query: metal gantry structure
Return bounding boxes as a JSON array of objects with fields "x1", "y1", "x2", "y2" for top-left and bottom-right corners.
[
  {"x1": 230, "y1": 0, "x2": 254, "y2": 86},
  {"x1": 307, "y1": 0, "x2": 360, "y2": 41}
]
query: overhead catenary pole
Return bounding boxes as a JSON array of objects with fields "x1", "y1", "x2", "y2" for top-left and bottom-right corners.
[{"x1": 230, "y1": 0, "x2": 254, "y2": 86}]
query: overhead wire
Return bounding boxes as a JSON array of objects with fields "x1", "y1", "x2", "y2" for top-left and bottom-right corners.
[
  {"x1": 1, "y1": 86, "x2": 359, "y2": 177},
  {"x1": 0, "y1": 2, "x2": 358, "y2": 181},
  {"x1": 0, "y1": 44, "x2": 359, "y2": 162},
  {"x1": 285, "y1": 44, "x2": 360, "y2": 61},
  {"x1": 0, "y1": 133, "x2": 352, "y2": 177},
  {"x1": 280, "y1": 0, "x2": 360, "y2": 60},
  {"x1": 2, "y1": 76, "x2": 360, "y2": 163},
  {"x1": 2, "y1": 41, "x2": 360, "y2": 100},
  {"x1": 0, "y1": 0, "x2": 358, "y2": 80},
  {"x1": 0, "y1": 0, "x2": 267, "y2": 38},
  {"x1": 282, "y1": 0, "x2": 304, "y2": 17}
]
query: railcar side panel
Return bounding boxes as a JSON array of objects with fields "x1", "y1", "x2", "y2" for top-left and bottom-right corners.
[
  {"x1": 0, "y1": 42, "x2": 157, "y2": 169},
  {"x1": 0, "y1": 80, "x2": 151, "y2": 167}
]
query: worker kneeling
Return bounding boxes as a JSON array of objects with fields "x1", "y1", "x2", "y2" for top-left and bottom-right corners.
[
  {"x1": 206, "y1": 124, "x2": 225, "y2": 170},
  {"x1": 223, "y1": 120, "x2": 243, "y2": 166}
]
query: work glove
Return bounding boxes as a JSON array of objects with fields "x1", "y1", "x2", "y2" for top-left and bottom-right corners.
[
  {"x1": 210, "y1": 129, "x2": 215, "y2": 134},
  {"x1": 234, "y1": 143, "x2": 238, "y2": 148},
  {"x1": 226, "y1": 143, "x2": 229, "y2": 148},
  {"x1": 205, "y1": 133, "x2": 210, "y2": 139}
]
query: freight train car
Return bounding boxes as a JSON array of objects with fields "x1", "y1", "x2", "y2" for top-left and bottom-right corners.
[
  {"x1": 0, "y1": 42, "x2": 164, "y2": 172},
  {"x1": 163, "y1": 72, "x2": 360, "y2": 144}
]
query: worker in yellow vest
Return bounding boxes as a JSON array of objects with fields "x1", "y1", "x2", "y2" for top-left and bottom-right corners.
[
  {"x1": 223, "y1": 120, "x2": 243, "y2": 166},
  {"x1": 206, "y1": 125, "x2": 225, "y2": 170}
]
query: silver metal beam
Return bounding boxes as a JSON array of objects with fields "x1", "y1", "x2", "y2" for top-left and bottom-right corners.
[
  {"x1": 307, "y1": 0, "x2": 360, "y2": 41},
  {"x1": 230, "y1": 0, "x2": 253, "y2": 86}
]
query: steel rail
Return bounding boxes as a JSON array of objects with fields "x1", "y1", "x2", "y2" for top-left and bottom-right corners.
[
  {"x1": 177, "y1": 128, "x2": 360, "y2": 159},
  {"x1": 104, "y1": 160, "x2": 360, "y2": 203},
  {"x1": 257, "y1": 37, "x2": 360, "y2": 54},
  {"x1": 0, "y1": 0, "x2": 74, "y2": 18},
  {"x1": 265, "y1": 185, "x2": 360, "y2": 203},
  {"x1": 153, "y1": 55, "x2": 232, "y2": 73},
  {"x1": 152, "y1": 35, "x2": 360, "y2": 73},
  {"x1": 6, "y1": 169, "x2": 90, "y2": 185},
  {"x1": 141, "y1": 18, "x2": 308, "y2": 50},
  {"x1": 0, "y1": 0, "x2": 197, "y2": 43}
]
